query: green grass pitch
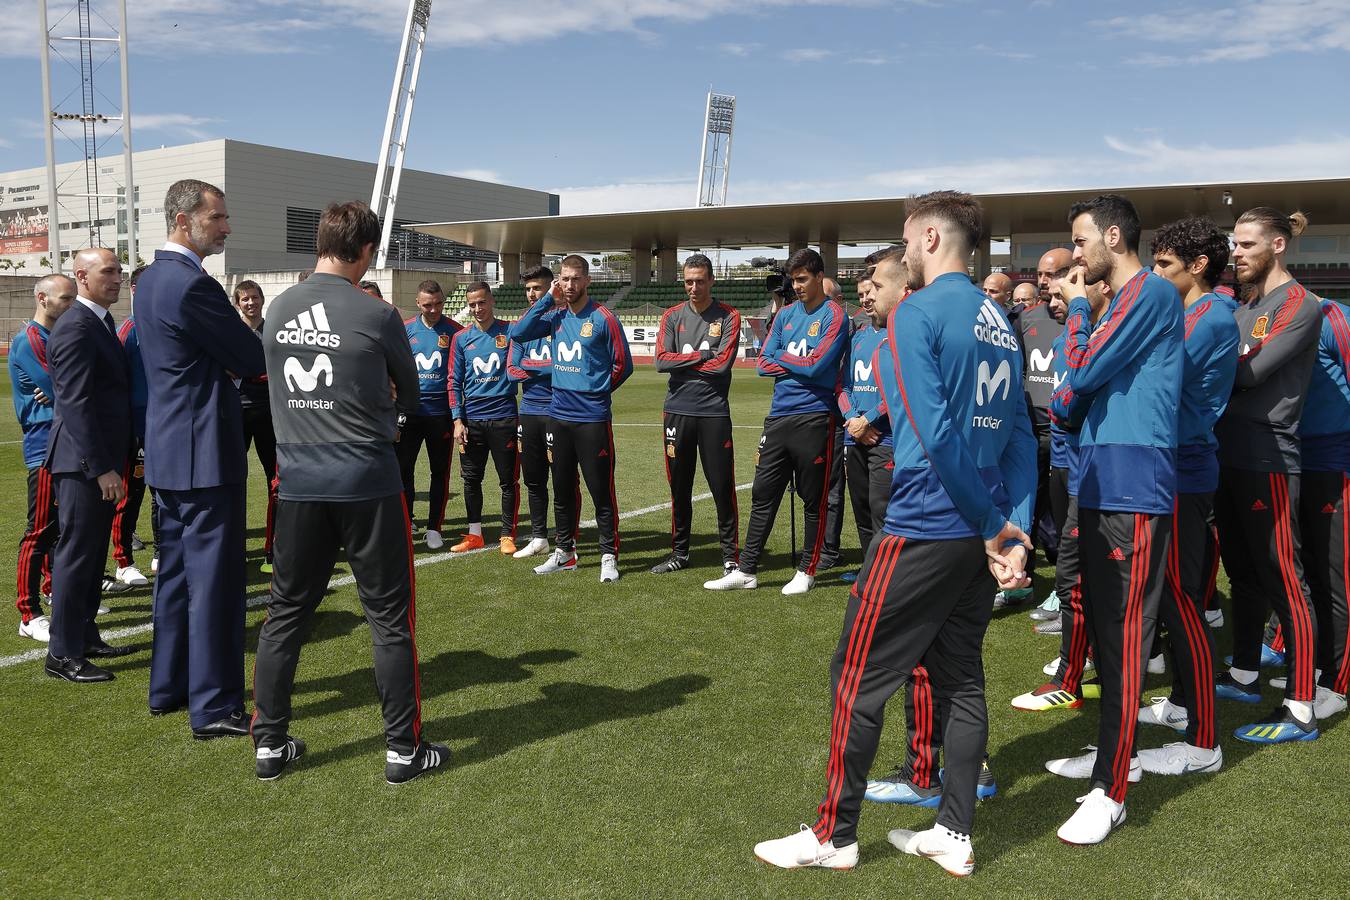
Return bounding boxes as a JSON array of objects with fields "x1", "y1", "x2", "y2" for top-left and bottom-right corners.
[{"x1": 0, "y1": 367, "x2": 1344, "y2": 897}]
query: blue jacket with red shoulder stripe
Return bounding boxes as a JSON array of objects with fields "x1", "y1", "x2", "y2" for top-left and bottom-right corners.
[
  {"x1": 838, "y1": 322, "x2": 890, "y2": 446},
  {"x1": 1299, "y1": 299, "x2": 1350, "y2": 472},
  {"x1": 880, "y1": 272, "x2": 1037, "y2": 542},
  {"x1": 449, "y1": 319, "x2": 517, "y2": 421},
  {"x1": 507, "y1": 335, "x2": 553, "y2": 417},
  {"x1": 8, "y1": 321, "x2": 55, "y2": 469},
  {"x1": 509, "y1": 293, "x2": 632, "y2": 422},
  {"x1": 1049, "y1": 269, "x2": 1183, "y2": 515},
  {"x1": 1176, "y1": 294, "x2": 1239, "y2": 494},
  {"x1": 405, "y1": 313, "x2": 462, "y2": 417},
  {"x1": 756, "y1": 297, "x2": 848, "y2": 417}
]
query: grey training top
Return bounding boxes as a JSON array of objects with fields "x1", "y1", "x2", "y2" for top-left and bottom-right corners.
[{"x1": 264, "y1": 272, "x2": 419, "y2": 502}]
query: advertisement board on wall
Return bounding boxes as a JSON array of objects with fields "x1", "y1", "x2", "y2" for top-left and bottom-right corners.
[{"x1": 0, "y1": 206, "x2": 49, "y2": 255}]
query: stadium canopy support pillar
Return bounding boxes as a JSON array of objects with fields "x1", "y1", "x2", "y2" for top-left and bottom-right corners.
[
  {"x1": 632, "y1": 243, "x2": 652, "y2": 284},
  {"x1": 788, "y1": 233, "x2": 807, "y2": 256},
  {"x1": 657, "y1": 247, "x2": 678, "y2": 281},
  {"x1": 521, "y1": 250, "x2": 542, "y2": 274},
  {"x1": 974, "y1": 232, "x2": 992, "y2": 281},
  {"x1": 819, "y1": 238, "x2": 838, "y2": 279},
  {"x1": 500, "y1": 252, "x2": 521, "y2": 284}
]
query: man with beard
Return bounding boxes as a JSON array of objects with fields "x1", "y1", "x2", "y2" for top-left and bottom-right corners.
[
  {"x1": 754, "y1": 191, "x2": 1035, "y2": 876},
  {"x1": 1213, "y1": 208, "x2": 1323, "y2": 744},
  {"x1": 1044, "y1": 194, "x2": 1182, "y2": 844}
]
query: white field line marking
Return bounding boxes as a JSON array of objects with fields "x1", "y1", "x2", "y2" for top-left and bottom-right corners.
[{"x1": 0, "y1": 482, "x2": 753, "y2": 669}]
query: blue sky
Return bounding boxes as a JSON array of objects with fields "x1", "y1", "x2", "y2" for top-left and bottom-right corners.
[{"x1": 4, "y1": 0, "x2": 1349, "y2": 216}]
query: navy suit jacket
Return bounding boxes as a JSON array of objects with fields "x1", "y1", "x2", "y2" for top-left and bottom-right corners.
[
  {"x1": 44, "y1": 302, "x2": 132, "y2": 478},
  {"x1": 135, "y1": 250, "x2": 266, "y2": 490}
]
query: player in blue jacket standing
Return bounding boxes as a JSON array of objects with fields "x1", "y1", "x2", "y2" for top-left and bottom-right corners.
[
  {"x1": 755, "y1": 192, "x2": 1036, "y2": 877},
  {"x1": 400, "y1": 280, "x2": 462, "y2": 550},
  {"x1": 447, "y1": 282, "x2": 520, "y2": 555},
  {"x1": 704, "y1": 248, "x2": 848, "y2": 595},
  {"x1": 1045, "y1": 195, "x2": 1183, "y2": 844},
  {"x1": 505, "y1": 266, "x2": 560, "y2": 560},
  {"x1": 510, "y1": 254, "x2": 632, "y2": 582},
  {"x1": 9, "y1": 274, "x2": 76, "y2": 642}
]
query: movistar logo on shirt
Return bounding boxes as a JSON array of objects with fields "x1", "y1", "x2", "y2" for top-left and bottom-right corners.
[
  {"x1": 786, "y1": 338, "x2": 808, "y2": 357},
  {"x1": 973, "y1": 298, "x2": 1018, "y2": 351},
  {"x1": 415, "y1": 350, "x2": 443, "y2": 371},
  {"x1": 1029, "y1": 347, "x2": 1054, "y2": 372},
  {"x1": 472, "y1": 353, "x2": 502, "y2": 375},
  {"x1": 276, "y1": 302, "x2": 341, "y2": 348},
  {"x1": 972, "y1": 358, "x2": 1011, "y2": 430},
  {"x1": 854, "y1": 359, "x2": 873, "y2": 384},
  {"x1": 557, "y1": 341, "x2": 583, "y2": 362}
]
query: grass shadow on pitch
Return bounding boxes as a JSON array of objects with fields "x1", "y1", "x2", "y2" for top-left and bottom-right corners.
[{"x1": 301, "y1": 672, "x2": 711, "y2": 772}]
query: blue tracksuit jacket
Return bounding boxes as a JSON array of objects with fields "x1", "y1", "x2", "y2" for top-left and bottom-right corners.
[{"x1": 756, "y1": 297, "x2": 849, "y2": 418}]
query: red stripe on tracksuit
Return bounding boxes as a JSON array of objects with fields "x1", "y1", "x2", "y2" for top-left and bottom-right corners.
[
  {"x1": 508, "y1": 440, "x2": 521, "y2": 541},
  {"x1": 15, "y1": 467, "x2": 54, "y2": 621},
  {"x1": 813, "y1": 535, "x2": 904, "y2": 843},
  {"x1": 1165, "y1": 502, "x2": 1216, "y2": 749},
  {"x1": 1337, "y1": 475, "x2": 1350, "y2": 694},
  {"x1": 802, "y1": 419, "x2": 836, "y2": 576},
  {"x1": 1059, "y1": 576, "x2": 1090, "y2": 693},
  {"x1": 1108, "y1": 514, "x2": 1149, "y2": 803},
  {"x1": 663, "y1": 432, "x2": 677, "y2": 548},
  {"x1": 1270, "y1": 473, "x2": 1316, "y2": 701},
  {"x1": 728, "y1": 445, "x2": 740, "y2": 564},
  {"x1": 1269, "y1": 624, "x2": 1285, "y2": 654},
  {"x1": 1066, "y1": 273, "x2": 1146, "y2": 369},
  {"x1": 111, "y1": 456, "x2": 135, "y2": 567},
  {"x1": 909, "y1": 665, "x2": 934, "y2": 788},
  {"x1": 1238, "y1": 286, "x2": 1306, "y2": 362},
  {"x1": 606, "y1": 423, "x2": 620, "y2": 555}
]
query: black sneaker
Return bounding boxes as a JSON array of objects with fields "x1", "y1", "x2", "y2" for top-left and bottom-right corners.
[
  {"x1": 101, "y1": 575, "x2": 132, "y2": 595},
  {"x1": 256, "y1": 736, "x2": 305, "y2": 781},
  {"x1": 649, "y1": 555, "x2": 688, "y2": 575},
  {"x1": 385, "y1": 741, "x2": 450, "y2": 785}
]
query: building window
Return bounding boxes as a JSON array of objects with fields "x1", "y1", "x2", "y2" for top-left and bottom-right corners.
[
  {"x1": 1296, "y1": 236, "x2": 1337, "y2": 255},
  {"x1": 286, "y1": 207, "x2": 321, "y2": 254}
]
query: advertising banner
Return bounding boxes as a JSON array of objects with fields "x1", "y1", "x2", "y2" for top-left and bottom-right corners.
[{"x1": 0, "y1": 206, "x2": 48, "y2": 255}]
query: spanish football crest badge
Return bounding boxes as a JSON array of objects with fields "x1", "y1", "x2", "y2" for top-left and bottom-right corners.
[
  {"x1": 708, "y1": 321, "x2": 722, "y2": 338},
  {"x1": 438, "y1": 334, "x2": 450, "y2": 348},
  {"x1": 666, "y1": 443, "x2": 676, "y2": 458},
  {"x1": 1251, "y1": 315, "x2": 1269, "y2": 339},
  {"x1": 807, "y1": 321, "x2": 821, "y2": 338},
  {"x1": 495, "y1": 334, "x2": 508, "y2": 349},
  {"x1": 580, "y1": 321, "x2": 594, "y2": 338}
]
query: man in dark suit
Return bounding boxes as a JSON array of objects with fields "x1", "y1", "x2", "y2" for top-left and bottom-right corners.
[
  {"x1": 135, "y1": 179, "x2": 265, "y2": 739},
  {"x1": 44, "y1": 248, "x2": 135, "y2": 682}
]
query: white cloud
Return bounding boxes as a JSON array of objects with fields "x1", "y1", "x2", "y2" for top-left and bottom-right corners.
[
  {"x1": 133, "y1": 113, "x2": 220, "y2": 140},
  {"x1": 717, "y1": 42, "x2": 762, "y2": 57},
  {"x1": 1102, "y1": 0, "x2": 1350, "y2": 63},
  {"x1": 785, "y1": 47, "x2": 833, "y2": 62}
]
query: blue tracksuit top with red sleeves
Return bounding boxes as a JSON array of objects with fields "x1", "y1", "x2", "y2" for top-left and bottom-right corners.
[
  {"x1": 838, "y1": 322, "x2": 891, "y2": 447},
  {"x1": 879, "y1": 272, "x2": 1038, "y2": 542},
  {"x1": 509, "y1": 293, "x2": 632, "y2": 422},
  {"x1": 1048, "y1": 330, "x2": 1083, "y2": 493},
  {"x1": 449, "y1": 319, "x2": 517, "y2": 421},
  {"x1": 405, "y1": 313, "x2": 463, "y2": 417},
  {"x1": 507, "y1": 334, "x2": 553, "y2": 417},
  {"x1": 1176, "y1": 293, "x2": 1240, "y2": 494},
  {"x1": 8, "y1": 321, "x2": 54, "y2": 469},
  {"x1": 756, "y1": 297, "x2": 848, "y2": 417},
  {"x1": 1049, "y1": 269, "x2": 1183, "y2": 515},
  {"x1": 1300, "y1": 300, "x2": 1350, "y2": 472}
]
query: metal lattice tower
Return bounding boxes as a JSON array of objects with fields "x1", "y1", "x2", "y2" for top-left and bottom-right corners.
[
  {"x1": 370, "y1": 0, "x2": 432, "y2": 270},
  {"x1": 696, "y1": 91, "x2": 736, "y2": 207},
  {"x1": 38, "y1": 0, "x2": 136, "y2": 273}
]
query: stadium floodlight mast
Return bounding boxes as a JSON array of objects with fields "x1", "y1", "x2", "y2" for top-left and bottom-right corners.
[
  {"x1": 370, "y1": 0, "x2": 432, "y2": 271},
  {"x1": 38, "y1": 0, "x2": 137, "y2": 274},
  {"x1": 696, "y1": 90, "x2": 736, "y2": 208}
]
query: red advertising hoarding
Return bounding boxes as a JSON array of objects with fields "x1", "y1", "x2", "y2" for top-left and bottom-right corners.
[{"x1": 0, "y1": 206, "x2": 49, "y2": 255}]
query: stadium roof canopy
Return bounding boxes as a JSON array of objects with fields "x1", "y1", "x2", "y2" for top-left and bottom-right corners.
[{"x1": 409, "y1": 177, "x2": 1350, "y2": 256}]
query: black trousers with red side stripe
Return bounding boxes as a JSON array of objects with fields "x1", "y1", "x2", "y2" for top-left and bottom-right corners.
[
  {"x1": 844, "y1": 440, "x2": 893, "y2": 556},
  {"x1": 460, "y1": 417, "x2": 520, "y2": 539},
  {"x1": 112, "y1": 439, "x2": 163, "y2": 569},
  {"x1": 397, "y1": 413, "x2": 454, "y2": 532},
  {"x1": 1215, "y1": 466, "x2": 1318, "y2": 703},
  {"x1": 1050, "y1": 485, "x2": 1092, "y2": 694},
  {"x1": 1078, "y1": 508, "x2": 1170, "y2": 803},
  {"x1": 252, "y1": 493, "x2": 422, "y2": 755},
  {"x1": 662, "y1": 412, "x2": 739, "y2": 565},
  {"x1": 1161, "y1": 492, "x2": 1218, "y2": 750},
  {"x1": 517, "y1": 414, "x2": 552, "y2": 541},
  {"x1": 812, "y1": 534, "x2": 992, "y2": 845},
  {"x1": 16, "y1": 466, "x2": 58, "y2": 623},
  {"x1": 549, "y1": 418, "x2": 619, "y2": 557},
  {"x1": 1301, "y1": 469, "x2": 1349, "y2": 695},
  {"x1": 900, "y1": 665, "x2": 942, "y2": 789},
  {"x1": 820, "y1": 425, "x2": 846, "y2": 568},
  {"x1": 738, "y1": 412, "x2": 835, "y2": 576}
]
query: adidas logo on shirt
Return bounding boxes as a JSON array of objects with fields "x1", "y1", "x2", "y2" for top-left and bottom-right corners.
[
  {"x1": 973, "y1": 298, "x2": 1019, "y2": 351},
  {"x1": 276, "y1": 302, "x2": 341, "y2": 348}
]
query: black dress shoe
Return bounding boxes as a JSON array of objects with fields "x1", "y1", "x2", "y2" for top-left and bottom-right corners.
[
  {"x1": 44, "y1": 655, "x2": 114, "y2": 683},
  {"x1": 192, "y1": 711, "x2": 251, "y2": 740},
  {"x1": 150, "y1": 702, "x2": 186, "y2": 716},
  {"x1": 86, "y1": 640, "x2": 135, "y2": 658}
]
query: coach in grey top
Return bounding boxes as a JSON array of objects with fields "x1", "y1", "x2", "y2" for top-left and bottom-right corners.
[{"x1": 251, "y1": 201, "x2": 450, "y2": 785}]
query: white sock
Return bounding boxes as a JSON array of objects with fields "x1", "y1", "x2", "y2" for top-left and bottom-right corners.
[
  {"x1": 468, "y1": 523, "x2": 482, "y2": 537},
  {"x1": 1284, "y1": 699, "x2": 1313, "y2": 723},
  {"x1": 1229, "y1": 667, "x2": 1258, "y2": 685}
]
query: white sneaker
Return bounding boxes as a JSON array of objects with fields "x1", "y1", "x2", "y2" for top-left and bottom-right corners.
[
  {"x1": 18, "y1": 614, "x2": 51, "y2": 642},
  {"x1": 1147, "y1": 653, "x2": 1166, "y2": 675},
  {"x1": 1137, "y1": 696, "x2": 1189, "y2": 733},
  {"x1": 753, "y1": 825, "x2": 857, "y2": 870},
  {"x1": 513, "y1": 537, "x2": 550, "y2": 559},
  {"x1": 888, "y1": 824, "x2": 974, "y2": 877},
  {"x1": 1137, "y1": 741, "x2": 1223, "y2": 775},
  {"x1": 533, "y1": 549, "x2": 578, "y2": 575},
  {"x1": 1315, "y1": 685, "x2": 1348, "y2": 719},
  {"x1": 116, "y1": 564, "x2": 149, "y2": 587},
  {"x1": 1057, "y1": 788, "x2": 1125, "y2": 845},
  {"x1": 781, "y1": 571, "x2": 815, "y2": 595},
  {"x1": 425, "y1": 529, "x2": 444, "y2": 551},
  {"x1": 704, "y1": 568, "x2": 757, "y2": 591},
  {"x1": 150, "y1": 555, "x2": 159, "y2": 573},
  {"x1": 1205, "y1": 608, "x2": 1224, "y2": 628},
  {"x1": 1045, "y1": 746, "x2": 1142, "y2": 783},
  {"x1": 600, "y1": 554, "x2": 620, "y2": 583}
]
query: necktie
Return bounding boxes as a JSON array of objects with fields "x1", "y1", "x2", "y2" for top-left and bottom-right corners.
[{"x1": 104, "y1": 313, "x2": 118, "y2": 340}]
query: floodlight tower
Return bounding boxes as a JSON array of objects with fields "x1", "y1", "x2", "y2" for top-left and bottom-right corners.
[
  {"x1": 38, "y1": 0, "x2": 137, "y2": 273},
  {"x1": 370, "y1": 0, "x2": 432, "y2": 270},
  {"x1": 696, "y1": 90, "x2": 736, "y2": 207}
]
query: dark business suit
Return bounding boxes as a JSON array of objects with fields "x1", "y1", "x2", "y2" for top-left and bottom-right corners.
[
  {"x1": 44, "y1": 301, "x2": 132, "y2": 659},
  {"x1": 134, "y1": 249, "x2": 265, "y2": 728}
]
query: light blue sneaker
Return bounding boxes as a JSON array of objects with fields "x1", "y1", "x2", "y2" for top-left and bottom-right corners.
[
  {"x1": 1223, "y1": 644, "x2": 1286, "y2": 669},
  {"x1": 994, "y1": 586, "x2": 1034, "y2": 609},
  {"x1": 864, "y1": 771, "x2": 942, "y2": 807},
  {"x1": 1029, "y1": 590, "x2": 1061, "y2": 621},
  {"x1": 1234, "y1": 707, "x2": 1319, "y2": 744}
]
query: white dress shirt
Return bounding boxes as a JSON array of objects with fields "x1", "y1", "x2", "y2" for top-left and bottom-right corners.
[
  {"x1": 75, "y1": 295, "x2": 116, "y2": 332},
  {"x1": 162, "y1": 240, "x2": 204, "y2": 270}
]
